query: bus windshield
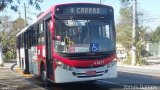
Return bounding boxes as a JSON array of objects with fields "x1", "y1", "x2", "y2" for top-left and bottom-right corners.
[{"x1": 54, "y1": 18, "x2": 115, "y2": 53}]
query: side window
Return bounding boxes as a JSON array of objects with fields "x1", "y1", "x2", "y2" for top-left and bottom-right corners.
[
  {"x1": 39, "y1": 21, "x2": 44, "y2": 32},
  {"x1": 27, "y1": 30, "x2": 31, "y2": 48},
  {"x1": 31, "y1": 27, "x2": 36, "y2": 46},
  {"x1": 38, "y1": 21, "x2": 44, "y2": 44},
  {"x1": 104, "y1": 25, "x2": 110, "y2": 38},
  {"x1": 17, "y1": 36, "x2": 21, "y2": 48},
  {"x1": 22, "y1": 34, "x2": 24, "y2": 47},
  {"x1": 33, "y1": 26, "x2": 36, "y2": 45},
  {"x1": 24, "y1": 32, "x2": 28, "y2": 49},
  {"x1": 98, "y1": 25, "x2": 110, "y2": 39}
]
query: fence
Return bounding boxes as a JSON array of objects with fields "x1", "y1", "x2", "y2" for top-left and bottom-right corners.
[{"x1": 146, "y1": 42, "x2": 160, "y2": 56}]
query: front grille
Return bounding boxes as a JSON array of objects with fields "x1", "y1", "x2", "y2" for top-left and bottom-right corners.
[
  {"x1": 77, "y1": 74, "x2": 103, "y2": 78},
  {"x1": 67, "y1": 55, "x2": 109, "y2": 60},
  {"x1": 76, "y1": 65, "x2": 105, "y2": 69},
  {"x1": 72, "y1": 70, "x2": 107, "y2": 78}
]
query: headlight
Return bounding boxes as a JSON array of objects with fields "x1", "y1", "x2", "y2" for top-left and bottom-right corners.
[{"x1": 55, "y1": 59, "x2": 73, "y2": 71}]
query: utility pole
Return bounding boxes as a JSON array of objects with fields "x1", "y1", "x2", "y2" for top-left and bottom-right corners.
[
  {"x1": 19, "y1": 12, "x2": 21, "y2": 18},
  {"x1": 100, "y1": 0, "x2": 102, "y2": 4},
  {"x1": 0, "y1": 16, "x2": 3, "y2": 67},
  {"x1": 24, "y1": 3, "x2": 27, "y2": 26},
  {"x1": 132, "y1": 0, "x2": 137, "y2": 65},
  {"x1": 0, "y1": 41, "x2": 4, "y2": 67}
]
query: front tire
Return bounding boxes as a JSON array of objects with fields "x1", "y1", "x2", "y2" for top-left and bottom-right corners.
[{"x1": 41, "y1": 66, "x2": 51, "y2": 87}]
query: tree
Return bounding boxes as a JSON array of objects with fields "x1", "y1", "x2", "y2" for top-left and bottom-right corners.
[
  {"x1": 117, "y1": 0, "x2": 147, "y2": 65},
  {"x1": 135, "y1": 26, "x2": 148, "y2": 65},
  {"x1": 0, "y1": 15, "x2": 25, "y2": 64},
  {"x1": 0, "y1": 15, "x2": 12, "y2": 66},
  {"x1": 2, "y1": 18, "x2": 25, "y2": 60},
  {"x1": 116, "y1": 0, "x2": 132, "y2": 56},
  {"x1": 150, "y1": 26, "x2": 160, "y2": 43},
  {"x1": 0, "y1": 0, "x2": 42, "y2": 11}
]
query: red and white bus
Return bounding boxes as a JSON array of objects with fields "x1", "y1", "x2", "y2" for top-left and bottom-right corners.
[{"x1": 16, "y1": 3, "x2": 117, "y2": 84}]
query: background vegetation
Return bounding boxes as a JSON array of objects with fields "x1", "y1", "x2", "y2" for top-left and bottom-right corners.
[{"x1": 0, "y1": 16, "x2": 25, "y2": 60}]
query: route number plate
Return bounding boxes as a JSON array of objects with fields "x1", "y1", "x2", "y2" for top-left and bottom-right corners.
[{"x1": 86, "y1": 71, "x2": 96, "y2": 76}]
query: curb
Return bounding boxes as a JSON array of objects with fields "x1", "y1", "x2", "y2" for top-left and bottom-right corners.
[
  {"x1": 9, "y1": 63, "x2": 44, "y2": 89},
  {"x1": 117, "y1": 64, "x2": 160, "y2": 71},
  {"x1": 9, "y1": 63, "x2": 20, "y2": 76},
  {"x1": 118, "y1": 66, "x2": 160, "y2": 77}
]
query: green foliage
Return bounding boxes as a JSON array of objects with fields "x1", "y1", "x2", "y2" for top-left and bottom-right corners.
[
  {"x1": 4, "y1": 51, "x2": 15, "y2": 60},
  {"x1": 2, "y1": 32, "x2": 17, "y2": 60},
  {"x1": 117, "y1": 0, "x2": 148, "y2": 65},
  {"x1": 123, "y1": 54, "x2": 132, "y2": 65},
  {"x1": 0, "y1": 0, "x2": 42, "y2": 11},
  {"x1": 141, "y1": 49, "x2": 152, "y2": 57},
  {"x1": 116, "y1": 1, "x2": 132, "y2": 55},
  {"x1": 132, "y1": 26, "x2": 148, "y2": 65},
  {"x1": 0, "y1": 63, "x2": 4, "y2": 67},
  {"x1": 1, "y1": 17, "x2": 25, "y2": 60},
  {"x1": 136, "y1": 57, "x2": 148, "y2": 65},
  {"x1": 122, "y1": 27, "x2": 148, "y2": 65},
  {"x1": 123, "y1": 53, "x2": 148, "y2": 65},
  {"x1": 150, "y1": 26, "x2": 160, "y2": 43}
]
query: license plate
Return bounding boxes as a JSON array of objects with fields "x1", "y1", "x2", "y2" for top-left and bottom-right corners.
[{"x1": 86, "y1": 71, "x2": 96, "y2": 76}]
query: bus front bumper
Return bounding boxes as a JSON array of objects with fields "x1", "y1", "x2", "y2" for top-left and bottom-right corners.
[{"x1": 54, "y1": 63, "x2": 117, "y2": 83}]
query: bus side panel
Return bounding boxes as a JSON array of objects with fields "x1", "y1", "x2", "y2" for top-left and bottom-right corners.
[
  {"x1": 16, "y1": 49, "x2": 20, "y2": 67},
  {"x1": 31, "y1": 46, "x2": 39, "y2": 75},
  {"x1": 20, "y1": 47, "x2": 25, "y2": 71},
  {"x1": 28, "y1": 49, "x2": 33, "y2": 73},
  {"x1": 37, "y1": 45, "x2": 45, "y2": 76}
]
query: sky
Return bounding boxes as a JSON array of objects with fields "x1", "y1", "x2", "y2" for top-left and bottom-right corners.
[{"x1": 1, "y1": 0, "x2": 160, "y2": 30}]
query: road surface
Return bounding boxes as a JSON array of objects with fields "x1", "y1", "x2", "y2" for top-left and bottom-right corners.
[{"x1": 0, "y1": 63, "x2": 160, "y2": 90}]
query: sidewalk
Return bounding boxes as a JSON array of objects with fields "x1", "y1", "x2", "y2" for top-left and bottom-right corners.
[
  {"x1": 117, "y1": 62, "x2": 160, "y2": 71},
  {"x1": 0, "y1": 61, "x2": 16, "y2": 68},
  {"x1": 117, "y1": 56, "x2": 160, "y2": 76},
  {"x1": 0, "y1": 61, "x2": 45, "y2": 90}
]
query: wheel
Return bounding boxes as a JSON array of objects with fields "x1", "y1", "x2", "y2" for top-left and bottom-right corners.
[
  {"x1": 41, "y1": 69, "x2": 47, "y2": 81},
  {"x1": 41, "y1": 66, "x2": 51, "y2": 87}
]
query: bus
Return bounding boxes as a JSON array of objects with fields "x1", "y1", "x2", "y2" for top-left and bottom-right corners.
[{"x1": 16, "y1": 3, "x2": 117, "y2": 84}]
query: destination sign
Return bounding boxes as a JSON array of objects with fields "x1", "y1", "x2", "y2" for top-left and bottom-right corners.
[{"x1": 60, "y1": 7, "x2": 109, "y2": 15}]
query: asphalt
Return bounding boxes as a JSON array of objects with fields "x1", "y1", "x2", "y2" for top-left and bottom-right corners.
[{"x1": 1, "y1": 59, "x2": 160, "y2": 90}]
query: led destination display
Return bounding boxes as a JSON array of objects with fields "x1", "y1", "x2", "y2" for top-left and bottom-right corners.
[{"x1": 56, "y1": 6, "x2": 111, "y2": 15}]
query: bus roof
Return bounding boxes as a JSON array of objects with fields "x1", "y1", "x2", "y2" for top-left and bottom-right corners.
[
  {"x1": 16, "y1": 25, "x2": 30, "y2": 37},
  {"x1": 16, "y1": 3, "x2": 113, "y2": 37},
  {"x1": 16, "y1": 19, "x2": 37, "y2": 37}
]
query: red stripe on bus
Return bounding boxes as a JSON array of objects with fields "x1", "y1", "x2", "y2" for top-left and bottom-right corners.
[{"x1": 54, "y1": 53, "x2": 116, "y2": 68}]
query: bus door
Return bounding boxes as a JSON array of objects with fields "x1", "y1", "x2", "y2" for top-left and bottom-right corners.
[
  {"x1": 28, "y1": 30, "x2": 33, "y2": 73},
  {"x1": 45, "y1": 18, "x2": 54, "y2": 80},
  {"x1": 23, "y1": 32, "x2": 29, "y2": 74},
  {"x1": 17, "y1": 37, "x2": 21, "y2": 68}
]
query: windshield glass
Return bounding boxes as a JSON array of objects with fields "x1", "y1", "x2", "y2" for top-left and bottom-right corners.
[{"x1": 54, "y1": 18, "x2": 115, "y2": 53}]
